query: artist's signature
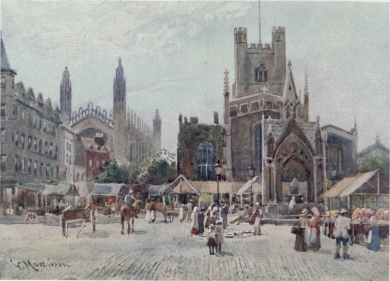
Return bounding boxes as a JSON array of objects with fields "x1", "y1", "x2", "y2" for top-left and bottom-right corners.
[{"x1": 10, "y1": 259, "x2": 71, "y2": 272}]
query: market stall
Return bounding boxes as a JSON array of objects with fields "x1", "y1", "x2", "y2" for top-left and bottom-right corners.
[
  {"x1": 161, "y1": 174, "x2": 200, "y2": 208},
  {"x1": 320, "y1": 169, "x2": 389, "y2": 245},
  {"x1": 90, "y1": 183, "x2": 124, "y2": 214},
  {"x1": 236, "y1": 176, "x2": 262, "y2": 207}
]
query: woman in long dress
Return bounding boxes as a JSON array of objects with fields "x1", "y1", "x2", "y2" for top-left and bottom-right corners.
[
  {"x1": 253, "y1": 208, "x2": 262, "y2": 235},
  {"x1": 190, "y1": 207, "x2": 199, "y2": 236},
  {"x1": 366, "y1": 209, "x2": 380, "y2": 252},
  {"x1": 294, "y1": 208, "x2": 309, "y2": 252},
  {"x1": 308, "y1": 206, "x2": 321, "y2": 251},
  {"x1": 205, "y1": 206, "x2": 211, "y2": 229},
  {"x1": 179, "y1": 204, "x2": 185, "y2": 223}
]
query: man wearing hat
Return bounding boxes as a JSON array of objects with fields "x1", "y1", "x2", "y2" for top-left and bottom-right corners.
[
  {"x1": 124, "y1": 190, "x2": 135, "y2": 207},
  {"x1": 334, "y1": 208, "x2": 351, "y2": 259}
]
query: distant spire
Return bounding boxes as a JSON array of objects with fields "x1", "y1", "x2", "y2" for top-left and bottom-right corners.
[
  {"x1": 224, "y1": 69, "x2": 229, "y2": 97},
  {"x1": 258, "y1": 0, "x2": 262, "y2": 44},
  {"x1": 304, "y1": 71, "x2": 309, "y2": 95},
  {"x1": 1, "y1": 33, "x2": 16, "y2": 74}
]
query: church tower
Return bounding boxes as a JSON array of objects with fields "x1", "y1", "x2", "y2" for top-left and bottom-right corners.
[
  {"x1": 113, "y1": 57, "x2": 127, "y2": 164},
  {"x1": 153, "y1": 109, "x2": 162, "y2": 154},
  {"x1": 60, "y1": 67, "x2": 72, "y2": 125}
]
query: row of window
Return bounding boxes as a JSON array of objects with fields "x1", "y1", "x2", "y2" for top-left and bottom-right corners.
[
  {"x1": 12, "y1": 105, "x2": 57, "y2": 136},
  {"x1": 3, "y1": 154, "x2": 59, "y2": 179},
  {"x1": 11, "y1": 131, "x2": 58, "y2": 159},
  {"x1": 88, "y1": 158, "x2": 106, "y2": 168}
]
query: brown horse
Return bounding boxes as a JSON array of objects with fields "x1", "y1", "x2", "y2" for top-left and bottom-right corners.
[
  {"x1": 150, "y1": 201, "x2": 168, "y2": 223},
  {"x1": 120, "y1": 200, "x2": 141, "y2": 234},
  {"x1": 61, "y1": 205, "x2": 93, "y2": 238}
]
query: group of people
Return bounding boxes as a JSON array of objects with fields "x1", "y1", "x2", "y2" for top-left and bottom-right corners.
[
  {"x1": 293, "y1": 206, "x2": 382, "y2": 259},
  {"x1": 229, "y1": 202, "x2": 263, "y2": 235},
  {"x1": 293, "y1": 206, "x2": 322, "y2": 253}
]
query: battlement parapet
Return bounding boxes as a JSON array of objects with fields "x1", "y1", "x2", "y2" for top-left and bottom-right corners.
[
  {"x1": 234, "y1": 27, "x2": 247, "y2": 34},
  {"x1": 248, "y1": 43, "x2": 272, "y2": 50},
  {"x1": 272, "y1": 26, "x2": 285, "y2": 33}
]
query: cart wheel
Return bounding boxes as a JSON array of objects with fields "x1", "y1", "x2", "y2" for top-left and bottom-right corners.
[{"x1": 25, "y1": 213, "x2": 37, "y2": 224}]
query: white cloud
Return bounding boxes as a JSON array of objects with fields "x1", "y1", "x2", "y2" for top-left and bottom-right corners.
[{"x1": 204, "y1": 2, "x2": 251, "y2": 20}]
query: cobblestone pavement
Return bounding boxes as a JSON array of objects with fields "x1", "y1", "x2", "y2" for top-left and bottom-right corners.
[{"x1": 0, "y1": 213, "x2": 388, "y2": 280}]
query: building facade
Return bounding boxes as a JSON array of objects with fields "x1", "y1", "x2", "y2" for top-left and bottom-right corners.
[
  {"x1": 1, "y1": 37, "x2": 61, "y2": 208},
  {"x1": 177, "y1": 115, "x2": 224, "y2": 181},
  {"x1": 224, "y1": 27, "x2": 325, "y2": 206},
  {"x1": 357, "y1": 137, "x2": 389, "y2": 165}
]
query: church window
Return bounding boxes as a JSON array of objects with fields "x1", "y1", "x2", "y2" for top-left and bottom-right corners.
[
  {"x1": 254, "y1": 63, "x2": 268, "y2": 82},
  {"x1": 46, "y1": 164, "x2": 50, "y2": 177},
  {"x1": 230, "y1": 107, "x2": 237, "y2": 117},
  {"x1": 241, "y1": 104, "x2": 248, "y2": 113},
  {"x1": 1, "y1": 154, "x2": 7, "y2": 171},
  {"x1": 28, "y1": 159, "x2": 32, "y2": 174},
  {"x1": 1, "y1": 78, "x2": 5, "y2": 88},
  {"x1": 40, "y1": 162, "x2": 43, "y2": 176},
  {"x1": 286, "y1": 105, "x2": 291, "y2": 118},
  {"x1": 197, "y1": 142, "x2": 216, "y2": 180},
  {"x1": 251, "y1": 102, "x2": 259, "y2": 111},
  {"x1": 14, "y1": 155, "x2": 20, "y2": 172},
  {"x1": 27, "y1": 136, "x2": 32, "y2": 149},
  {"x1": 34, "y1": 160, "x2": 37, "y2": 175}
]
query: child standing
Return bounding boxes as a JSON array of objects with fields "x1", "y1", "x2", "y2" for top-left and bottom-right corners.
[
  {"x1": 207, "y1": 224, "x2": 217, "y2": 255},
  {"x1": 215, "y1": 220, "x2": 224, "y2": 254},
  {"x1": 179, "y1": 204, "x2": 184, "y2": 223}
]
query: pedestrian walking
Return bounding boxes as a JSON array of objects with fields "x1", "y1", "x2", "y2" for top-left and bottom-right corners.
[
  {"x1": 186, "y1": 200, "x2": 193, "y2": 222},
  {"x1": 145, "y1": 198, "x2": 152, "y2": 223},
  {"x1": 207, "y1": 224, "x2": 217, "y2": 255},
  {"x1": 308, "y1": 206, "x2": 321, "y2": 251},
  {"x1": 205, "y1": 206, "x2": 211, "y2": 229},
  {"x1": 334, "y1": 208, "x2": 351, "y2": 259},
  {"x1": 365, "y1": 209, "x2": 380, "y2": 252},
  {"x1": 198, "y1": 207, "x2": 205, "y2": 235},
  {"x1": 209, "y1": 206, "x2": 218, "y2": 227},
  {"x1": 179, "y1": 204, "x2": 185, "y2": 223},
  {"x1": 220, "y1": 201, "x2": 229, "y2": 229},
  {"x1": 111, "y1": 202, "x2": 116, "y2": 217},
  {"x1": 191, "y1": 206, "x2": 199, "y2": 236},
  {"x1": 293, "y1": 208, "x2": 309, "y2": 252},
  {"x1": 253, "y1": 204, "x2": 263, "y2": 235},
  {"x1": 215, "y1": 220, "x2": 224, "y2": 254}
]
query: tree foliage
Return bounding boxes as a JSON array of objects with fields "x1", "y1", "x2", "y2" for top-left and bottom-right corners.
[
  {"x1": 96, "y1": 159, "x2": 141, "y2": 184},
  {"x1": 96, "y1": 149, "x2": 177, "y2": 185},
  {"x1": 357, "y1": 157, "x2": 389, "y2": 178}
]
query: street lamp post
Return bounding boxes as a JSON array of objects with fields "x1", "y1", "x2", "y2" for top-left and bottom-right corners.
[
  {"x1": 247, "y1": 164, "x2": 255, "y2": 206},
  {"x1": 214, "y1": 160, "x2": 223, "y2": 212}
]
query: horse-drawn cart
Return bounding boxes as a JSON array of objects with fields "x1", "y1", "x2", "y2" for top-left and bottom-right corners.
[{"x1": 25, "y1": 208, "x2": 47, "y2": 224}]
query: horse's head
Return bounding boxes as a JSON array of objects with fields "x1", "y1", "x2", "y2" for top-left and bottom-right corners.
[{"x1": 132, "y1": 200, "x2": 142, "y2": 213}]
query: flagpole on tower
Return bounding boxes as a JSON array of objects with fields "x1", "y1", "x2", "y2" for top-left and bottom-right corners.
[{"x1": 259, "y1": 0, "x2": 262, "y2": 44}]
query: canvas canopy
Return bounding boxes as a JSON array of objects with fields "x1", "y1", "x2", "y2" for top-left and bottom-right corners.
[
  {"x1": 42, "y1": 183, "x2": 71, "y2": 196},
  {"x1": 321, "y1": 169, "x2": 387, "y2": 198},
  {"x1": 236, "y1": 176, "x2": 262, "y2": 195},
  {"x1": 91, "y1": 183, "x2": 124, "y2": 196},
  {"x1": 162, "y1": 174, "x2": 200, "y2": 195},
  {"x1": 148, "y1": 185, "x2": 167, "y2": 197}
]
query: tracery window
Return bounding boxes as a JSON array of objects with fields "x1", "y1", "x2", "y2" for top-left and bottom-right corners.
[
  {"x1": 255, "y1": 63, "x2": 268, "y2": 82},
  {"x1": 197, "y1": 142, "x2": 216, "y2": 180}
]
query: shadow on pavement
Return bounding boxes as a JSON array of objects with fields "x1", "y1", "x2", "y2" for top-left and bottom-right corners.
[
  {"x1": 82, "y1": 230, "x2": 110, "y2": 238},
  {"x1": 217, "y1": 251, "x2": 234, "y2": 257}
]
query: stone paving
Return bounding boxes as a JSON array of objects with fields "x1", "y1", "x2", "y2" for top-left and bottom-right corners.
[{"x1": 0, "y1": 213, "x2": 388, "y2": 280}]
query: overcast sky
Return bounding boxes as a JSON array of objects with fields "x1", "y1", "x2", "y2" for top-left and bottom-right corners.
[{"x1": 1, "y1": 1, "x2": 389, "y2": 155}]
